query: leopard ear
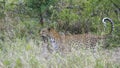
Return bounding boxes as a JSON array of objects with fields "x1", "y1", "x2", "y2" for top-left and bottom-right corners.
[{"x1": 48, "y1": 27, "x2": 51, "y2": 31}]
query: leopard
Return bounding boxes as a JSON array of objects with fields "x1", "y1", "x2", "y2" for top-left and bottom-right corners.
[{"x1": 40, "y1": 17, "x2": 114, "y2": 53}]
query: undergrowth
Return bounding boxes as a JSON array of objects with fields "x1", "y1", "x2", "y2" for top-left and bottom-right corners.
[
  {"x1": 0, "y1": 19, "x2": 119, "y2": 68},
  {"x1": 0, "y1": 38, "x2": 120, "y2": 68}
]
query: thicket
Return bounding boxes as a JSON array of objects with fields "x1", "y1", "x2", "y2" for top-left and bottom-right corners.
[
  {"x1": 0, "y1": 0, "x2": 120, "y2": 46},
  {"x1": 0, "y1": 0, "x2": 120, "y2": 67}
]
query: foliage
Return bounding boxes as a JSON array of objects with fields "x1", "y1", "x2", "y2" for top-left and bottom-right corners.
[
  {"x1": 49, "y1": 0, "x2": 119, "y2": 35},
  {"x1": 25, "y1": 0, "x2": 58, "y2": 15},
  {"x1": 0, "y1": 0, "x2": 120, "y2": 67}
]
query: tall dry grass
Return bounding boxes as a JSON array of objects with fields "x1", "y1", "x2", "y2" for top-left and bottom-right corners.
[{"x1": 0, "y1": 37, "x2": 120, "y2": 68}]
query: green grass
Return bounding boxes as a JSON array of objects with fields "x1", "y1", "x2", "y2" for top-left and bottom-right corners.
[{"x1": 0, "y1": 38, "x2": 120, "y2": 68}]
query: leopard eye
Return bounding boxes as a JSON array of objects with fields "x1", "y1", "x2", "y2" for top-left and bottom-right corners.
[{"x1": 42, "y1": 31, "x2": 45, "y2": 32}]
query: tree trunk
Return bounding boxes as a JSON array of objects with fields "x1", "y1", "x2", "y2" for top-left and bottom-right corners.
[{"x1": 39, "y1": 13, "x2": 44, "y2": 26}]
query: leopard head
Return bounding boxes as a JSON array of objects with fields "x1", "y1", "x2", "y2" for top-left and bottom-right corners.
[
  {"x1": 40, "y1": 27, "x2": 54, "y2": 42},
  {"x1": 40, "y1": 27, "x2": 60, "y2": 51}
]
